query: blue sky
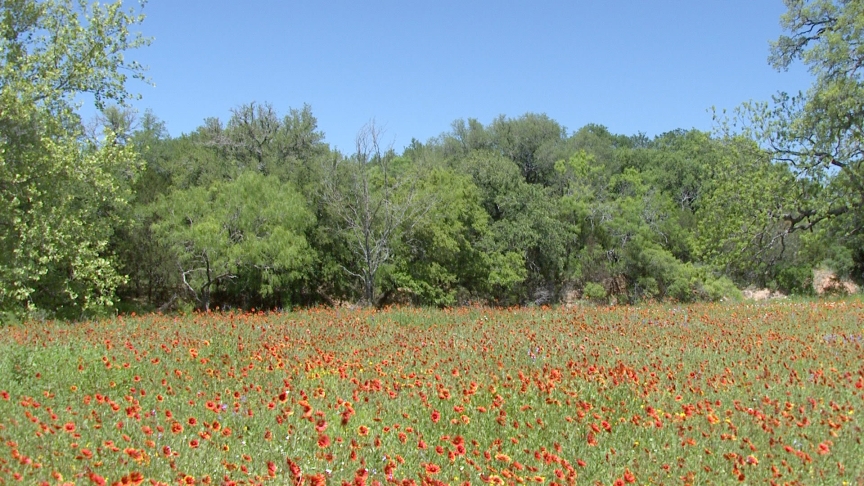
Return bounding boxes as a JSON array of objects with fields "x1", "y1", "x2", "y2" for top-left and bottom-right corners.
[{"x1": 118, "y1": 1, "x2": 813, "y2": 153}]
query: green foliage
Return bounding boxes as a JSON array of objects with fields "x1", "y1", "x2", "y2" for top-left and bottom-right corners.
[
  {"x1": 693, "y1": 138, "x2": 798, "y2": 285},
  {"x1": 6, "y1": 1, "x2": 862, "y2": 315},
  {"x1": 458, "y1": 150, "x2": 575, "y2": 304},
  {"x1": 321, "y1": 122, "x2": 433, "y2": 305},
  {"x1": 150, "y1": 171, "x2": 315, "y2": 310},
  {"x1": 727, "y1": 0, "x2": 864, "y2": 272},
  {"x1": 0, "y1": 0, "x2": 150, "y2": 111},
  {"x1": 102, "y1": 104, "x2": 864, "y2": 310},
  {"x1": 488, "y1": 113, "x2": 567, "y2": 185},
  {"x1": 581, "y1": 282, "x2": 607, "y2": 302},
  {"x1": 0, "y1": 0, "x2": 149, "y2": 318},
  {"x1": 391, "y1": 167, "x2": 491, "y2": 306},
  {"x1": 633, "y1": 246, "x2": 740, "y2": 302},
  {"x1": 223, "y1": 102, "x2": 329, "y2": 191}
]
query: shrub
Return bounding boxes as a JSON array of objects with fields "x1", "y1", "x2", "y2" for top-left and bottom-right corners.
[{"x1": 582, "y1": 282, "x2": 607, "y2": 303}]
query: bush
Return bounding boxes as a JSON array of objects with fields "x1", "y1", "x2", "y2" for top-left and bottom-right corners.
[
  {"x1": 637, "y1": 247, "x2": 740, "y2": 302},
  {"x1": 582, "y1": 282, "x2": 607, "y2": 303}
]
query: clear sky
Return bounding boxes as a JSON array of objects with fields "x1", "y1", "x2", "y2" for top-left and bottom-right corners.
[{"x1": 117, "y1": 1, "x2": 814, "y2": 153}]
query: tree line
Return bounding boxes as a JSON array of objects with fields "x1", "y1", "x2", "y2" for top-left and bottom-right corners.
[{"x1": 2, "y1": 0, "x2": 863, "y2": 319}]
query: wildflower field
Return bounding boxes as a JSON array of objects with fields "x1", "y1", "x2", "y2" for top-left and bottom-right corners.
[{"x1": 1, "y1": 300, "x2": 863, "y2": 486}]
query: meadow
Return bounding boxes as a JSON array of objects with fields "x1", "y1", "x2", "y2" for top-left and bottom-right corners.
[{"x1": 0, "y1": 300, "x2": 862, "y2": 485}]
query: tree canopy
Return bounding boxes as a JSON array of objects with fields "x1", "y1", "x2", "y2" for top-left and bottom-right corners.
[
  {"x1": 0, "y1": 0, "x2": 148, "y2": 319},
  {"x1": 1, "y1": 0, "x2": 862, "y2": 319}
]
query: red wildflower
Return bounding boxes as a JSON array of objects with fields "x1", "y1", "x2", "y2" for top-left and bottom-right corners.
[
  {"x1": 125, "y1": 471, "x2": 144, "y2": 485},
  {"x1": 287, "y1": 458, "x2": 302, "y2": 481},
  {"x1": 354, "y1": 467, "x2": 369, "y2": 486},
  {"x1": 308, "y1": 473, "x2": 326, "y2": 486},
  {"x1": 88, "y1": 472, "x2": 106, "y2": 485}
]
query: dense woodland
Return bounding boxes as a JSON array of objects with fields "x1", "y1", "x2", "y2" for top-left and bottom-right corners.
[{"x1": 2, "y1": 0, "x2": 864, "y2": 319}]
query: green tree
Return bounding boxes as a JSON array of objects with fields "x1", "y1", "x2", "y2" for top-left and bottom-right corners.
[
  {"x1": 489, "y1": 113, "x2": 567, "y2": 185},
  {"x1": 0, "y1": 0, "x2": 149, "y2": 318},
  {"x1": 391, "y1": 167, "x2": 492, "y2": 306},
  {"x1": 693, "y1": 138, "x2": 799, "y2": 287},
  {"x1": 113, "y1": 111, "x2": 179, "y2": 310},
  {"x1": 707, "y1": 0, "x2": 864, "y2": 287},
  {"x1": 457, "y1": 150, "x2": 571, "y2": 304},
  {"x1": 150, "y1": 172, "x2": 314, "y2": 311},
  {"x1": 738, "y1": 0, "x2": 864, "y2": 232},
  {"x1": 214, "y1": 102, "x2": 328, "y2": 187}
]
